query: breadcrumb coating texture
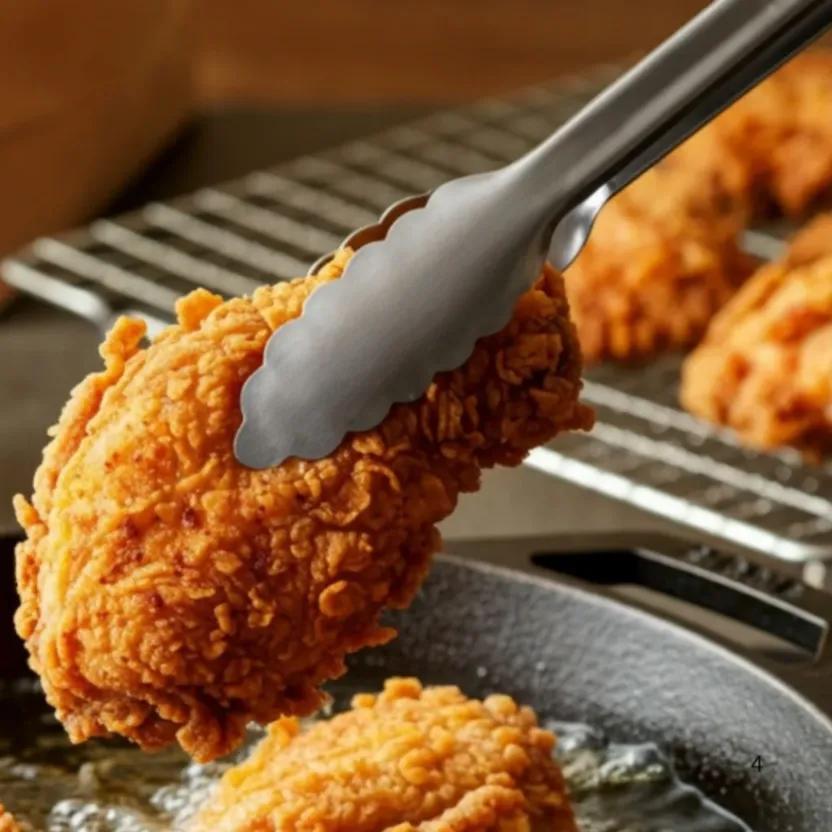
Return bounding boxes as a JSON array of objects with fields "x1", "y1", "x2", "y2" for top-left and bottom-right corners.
[
  {"x1": 190, "y1": 678, "x2": 577, "y2": 832},
  {"x1": 680, "y1": 214, "x2": 832, "y2": 459},
  {"x1": 13, "y1": 250, "x2": 592, "y2": 762}
]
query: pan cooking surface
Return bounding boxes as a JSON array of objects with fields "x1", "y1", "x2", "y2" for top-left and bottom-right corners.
[{"x1": 1, "y1": 679, "x2": 750, "y2": 832}]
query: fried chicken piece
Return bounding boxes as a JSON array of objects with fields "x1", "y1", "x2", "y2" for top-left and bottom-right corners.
[
  {"x1": 565, "y1": 129, "x2": 755, "y2": 363},
  {"x1": 13, "y1": 249, "x2": 593, "y2": 763},
  {"x1": 713, "y1": 50, "x2": 832, "y2": 216},
  {"x1": 190, "y1": 677, "x2": 577, "y2": 832},
  {"x1": 680, "y1": 215, "x2": 832, "y2": 459}
]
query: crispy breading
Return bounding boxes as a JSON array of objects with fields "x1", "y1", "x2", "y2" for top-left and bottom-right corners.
[
  {"x1": 190, "y1": 678, "x2": 577, "y2": 832},
  {"x1": 13, "y1": 249, "x2": 593, "y2": 763},
  {"x1": 565, "y1": 129, "x2": 755, "y2": 363},
  {"x1": 680, "y1": 215, "x2": 832, "y2": 459}
]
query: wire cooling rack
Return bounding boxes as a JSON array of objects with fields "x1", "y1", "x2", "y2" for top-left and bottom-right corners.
[{"x1": 3, "y1": 63, "x2": 832, "y2": 567}]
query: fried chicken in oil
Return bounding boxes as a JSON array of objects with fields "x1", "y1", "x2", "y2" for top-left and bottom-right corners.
[
  {"x1": 13, "y1": 249, "x2": 593, "y2": 763},
  {"x1": 713, "y1": 50, "x2": 832, "y2": 216},
  {"x1": 190, "y1": 678, "x2": 577, "y2": 832},
  {"x1": 680, "y1": 215, "x2": 832, "y2": 459},
  {"x1": 565, "y1": 129, "x2": 755, "y2": 363}
]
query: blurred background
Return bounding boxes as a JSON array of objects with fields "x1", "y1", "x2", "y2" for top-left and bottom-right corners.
[
  {"x1": 0, "y1": 0, "x2": 710, "y2": 259},
  {"x1": 194, "y1": 0, "x2": 708, "y2": 104}
]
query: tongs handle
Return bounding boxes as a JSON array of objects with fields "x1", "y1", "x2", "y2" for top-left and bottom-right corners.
[{"x1": 517, "y1": 0, "x2": 832, "y2": 214}]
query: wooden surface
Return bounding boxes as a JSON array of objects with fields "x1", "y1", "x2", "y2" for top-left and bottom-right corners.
[{"x1": 194, "y1": 0, "x2": 710, "y2": 104}]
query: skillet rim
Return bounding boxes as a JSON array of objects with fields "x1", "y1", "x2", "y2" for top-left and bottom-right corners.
[{"x1": 431, "y1": 549, "x2": 832, "y2": 730}]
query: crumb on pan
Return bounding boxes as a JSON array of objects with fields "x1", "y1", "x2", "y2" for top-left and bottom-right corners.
[
  {"x1": 13, "y1": 249, "x2": 593, "y2": 763},
  {"x1": 189, "y1": 677, "x2": 577, "y2": 832},
  {"x1": 680, "y1": 214, "x2": 832, "y2": 459}
]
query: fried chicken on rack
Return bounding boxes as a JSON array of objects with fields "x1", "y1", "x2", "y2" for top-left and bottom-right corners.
[
  {"x1": 13, "y1": 249, "x2": 593, "y2": 763},
  {"x1": 680, "y1": 214, "x2": 832, "y2": 459},
  {"x1": 0, "y1": 280, "x2": 14, "y2": 314},
  {"x1": 565, "y1": 129, "x2": 755, "y2": 363},
  {"x1": 565, "y1": 49, "x2": 832, "y2": 364},
  {"x1": 190, "y1": 677, "x2": 577, "y2": 832},
  {"x1": 712, "y1": 50, "x2": 832, "y2": 216}
]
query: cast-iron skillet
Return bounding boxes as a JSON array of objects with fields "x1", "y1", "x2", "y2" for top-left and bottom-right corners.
[{"x1": 2, "y1": 531, "x2": 831, "y2": 830}]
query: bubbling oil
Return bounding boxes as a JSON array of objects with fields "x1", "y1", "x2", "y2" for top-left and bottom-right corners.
[{"x1": 1, "y1": 679, "x2": 751, "y2": 832}]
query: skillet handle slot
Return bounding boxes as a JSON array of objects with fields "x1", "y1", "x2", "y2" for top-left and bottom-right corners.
[{"x1": 531, "y1": 543, "x2": 831, "y2": 662}]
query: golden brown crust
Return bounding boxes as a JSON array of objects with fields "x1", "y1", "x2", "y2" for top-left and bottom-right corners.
[
  {"x1": 13, "y1": 250, "x2": 593, "y2": 763},
  {"x1": 565, "y1": 129, "x2": 755, "y2": 364},
  {"x1": 189, "y1": 678, "x2": 577, "y2": 832},
  {"x1": 680, "y1": 215, "x2": 832, "y2": 459}
]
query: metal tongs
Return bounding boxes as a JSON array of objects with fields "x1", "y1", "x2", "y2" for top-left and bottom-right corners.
[{"x1": 235, "y1": 0, "x2": 832, "y2": 470}]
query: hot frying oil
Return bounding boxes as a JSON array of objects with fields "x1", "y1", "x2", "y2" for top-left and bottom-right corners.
[{"x1": 0, "y1": 680, "x2": 751, "y2": 831}]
